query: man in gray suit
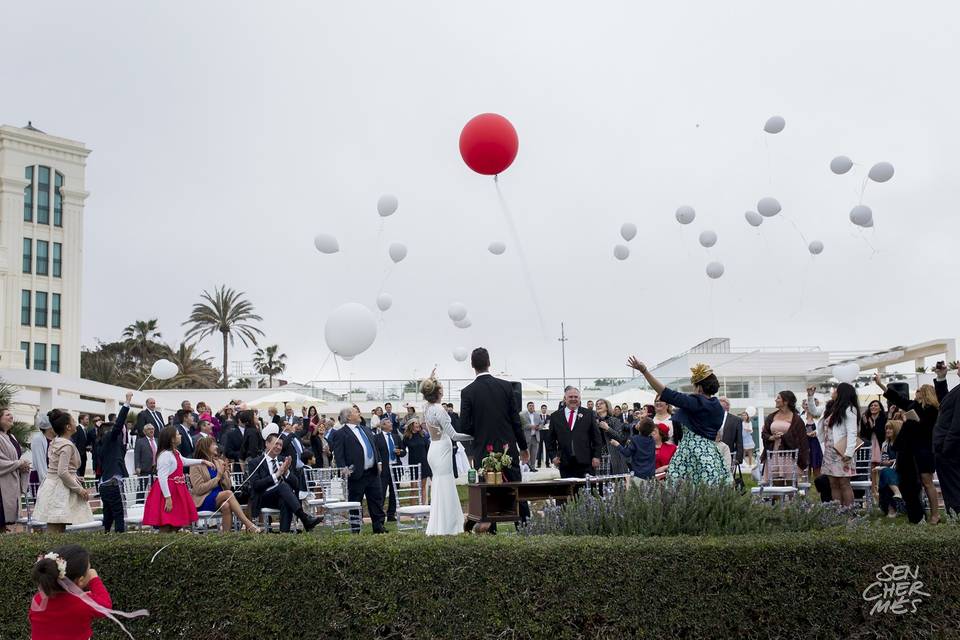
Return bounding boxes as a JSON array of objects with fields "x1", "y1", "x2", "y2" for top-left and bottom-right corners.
[
  {"x1": 133, "y1": 423, "x2": 158, "y2": 499},
  {"x1": 718, "y1": 398, "x2": 744, "y2": 464},
  {"x1": 519, "y1": 401, "x2": 544, "y2": 472}
]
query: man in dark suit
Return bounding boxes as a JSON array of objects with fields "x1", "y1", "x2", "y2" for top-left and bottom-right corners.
[
  {"x1": 281, "y1": 406, "x2": 302, "y2": 429},
  {"x1": 459, "y1": 347, "x2": 529, "y2": 530},
  {"x1": 73, "y1": 414, "x2": 89, "y2": 477},
  {"x1": 544, "y1": 386, "x2": 603, "y2": 478},
  {"x1": 100, "y1": 392, "x2": 134, "y2": 533},
  {"x1": 934, "y1": 362, "x2": 960, "y2": 515},
  {"x1": 238, "y1": 410, "x2": 265, "y2": 464},
  {"x1": 332, "y1": 406, "x2": 386, "y2": 533},
  {"x1": 374, "y1": 419, "x2": 406, "y2": 521},
  {"x1": 134, "y1": 398, "x2": 164, "y2": 438},
  {"x1": 247, "y1": 433, "x2": 320, "y2": 533},
  {"x1": 174, "y1": 410, "x2": 195, "y2": 458},
  {"x1": 280, "y1": 420, "x2": 307, "y2": 494},
  {"x1": 382, "y1": 403, "x2": 400, "y2": 435},
  {"x1": 718, "y1": 398, "x2": 745, "y2": 464},
  {"x1": 222, "y1": 421, "x2": 244, "y2": 471}
]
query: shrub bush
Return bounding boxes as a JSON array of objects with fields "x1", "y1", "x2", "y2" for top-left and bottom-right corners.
[
  {"x1": 2, "y1": 529, "x2": 960, "y2": 639},
  {"x1": 522, "y1": 481, "x2": 864, "y2": 537}
]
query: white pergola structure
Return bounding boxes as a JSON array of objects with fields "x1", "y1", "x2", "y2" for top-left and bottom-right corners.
[{"x1": 808, "y1": 338, "x2": 957, "y2": 377}]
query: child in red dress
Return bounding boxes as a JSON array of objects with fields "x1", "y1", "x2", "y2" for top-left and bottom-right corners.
[
  {"x1": 29, "y1": 544, "x2": 147, "y2": 639},
  {"x1": 142, "y1": 426, "x2": 215, "y2": 533}
]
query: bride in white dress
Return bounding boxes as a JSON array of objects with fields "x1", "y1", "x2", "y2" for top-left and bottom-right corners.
[{"x1": 420, "y1": 376, "x2": 469, "y2": 535}]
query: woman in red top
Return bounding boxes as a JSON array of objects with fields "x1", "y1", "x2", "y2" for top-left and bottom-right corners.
[{"x1": 653, "y1": 423, "x2": 677, "y2": 476}]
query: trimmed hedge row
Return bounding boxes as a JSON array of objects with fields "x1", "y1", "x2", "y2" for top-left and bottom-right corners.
[{"x1": 2, "y1": 528, "x2": 960, "y2": 639}]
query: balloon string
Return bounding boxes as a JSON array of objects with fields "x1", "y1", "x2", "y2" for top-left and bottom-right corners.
[
  {"x1": 333, "y1": 353, "x2": 341, "y2": 381},
  {"x1": 780, "y1": 213, "x2": 808, "y2": 247},
  {"x1": 136, "y1": 375, "x2": 153, "y2": 392},
  {"x1": 859, "y1": 176, "x2": 869, "y2": 205},
  {"x1": 494, "y1": 180, "x2": 548, "y2": 340},
  {"x1": 307, "y1": 350, "x2": 335, "y2": 384},
  {"x1": 764, "y1": 136, "x2": 773, "y2": 187}
]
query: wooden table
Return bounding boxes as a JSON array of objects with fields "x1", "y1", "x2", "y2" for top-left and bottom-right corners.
[{"x1": 465, "y1": 480, "x2": 583, "y2": 528}]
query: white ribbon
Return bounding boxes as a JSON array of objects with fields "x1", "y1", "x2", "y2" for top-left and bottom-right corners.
[{"x1": 31, "y1": 578, "x2": 149, "y2": 640}]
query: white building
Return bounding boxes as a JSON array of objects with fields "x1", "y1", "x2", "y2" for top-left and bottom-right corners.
[{"x1": 0, "y1": 123, "x2": 89, "y2": 377}]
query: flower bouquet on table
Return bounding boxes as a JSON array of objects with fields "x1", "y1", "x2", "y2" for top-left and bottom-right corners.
[{"x1": 480, "y1": 444, "x2": 513, "y2": 484}]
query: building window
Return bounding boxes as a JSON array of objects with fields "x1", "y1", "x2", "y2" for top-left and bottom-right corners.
[
  {"x1": 33, "y1": 343, "x2": 46, "y2": 371},
  {"x1": 21, "y1": 290, "x2": 31, "y2": 326},
  {"x1": 53, "y1": 243, "x2": 62, "y2": 278},
  {"x1": 37, "y1": 166, "x2": 50, "y2": 224},
  {"x1": 36, "y1": 240, "x2": 49, "y2": 276},
  {"x1": 22, "y1": 238, "x2": 32, "y2": 274},
  {"x1": 35, "y1": 291, "x2": 48, "y2": 327},
  {"x1": 21, "y1": 342, "x2": 30, "y2": 369},
  {"x1": 52, "y1": 293, "x2": 61, "y2": 329},
  {"x1": 50, "y1": 344, "x2": 60, "y2": 373},
  {"x1": 24, "y1": 166, "x2": 34, "y2": 222},
  {"x1": 54, "y1": 172, "x2": 63, "y2": 227}
]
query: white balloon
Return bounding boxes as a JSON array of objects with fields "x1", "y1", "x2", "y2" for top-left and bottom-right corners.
[
  {"x1": 447, "y1": 303, "x2": 468, "y2": 322},
  {"x1": 868, "y1": 161, "x2": 895, "y2": 183},
  {"x1": 613, "y1": 244, "x2": 630, "y2": 261},
  {"x1": 746, "y1": 406, "x2": 757, "y2": 418},
  {"x1": 620, "y1": 223, "x2": 637, "y2": 242},
  {"x1": 453, "y1": 317, "x2": 472, "y2": 329},
  {"x1": 488, "y1": 241, "x2": 506, "y2": 255},
  {"x1": 757, "y1": 197, "x2": 781, "y2": 218},
  {"x1": 388, "y1": 243, "x2": 407, "y2": 263},
  {"x1": 324, "y1": 303, "x2": 378, "y2": 358},
  {"x1": 313, "y1": 234, "x2": 339, "y2": 254},
  {"x1": 675, "y1": 206, "x2": 696, "y2": 225},
  {"x1": 262, "y1": 424, "x2": 280, "y2": 440},
  {"x1": 808, "y1": 240, "x2": 824, "y2": 255},
  {"x1": 706, "y1": 261, "x2": 725, "y2": 279},
  {"x1": 376, "y1": 293, "x2": 393, "y2": 312},
  {"x1": 849, "y1": 205, "x2": 873, "y2": 227},
  {"x1": 830, "y1": 156, "x2": 853, "y2": 175},
  {"x1": 763, "y1": 115, "x2": 786, "y2": 134},
  {"x1": 453, "y1": 347, "x2": 469, "y2": 362},
  {"x1": 833, "y1": 363, "x2": 861, "y2": 384},
  {"x1": 150, "y1": 358, "x2": 178, "y2": 381},
  {"x1": 744, "y1": 211, "x2": 763, "y2": 227},
  {"x1": 698, "y1": 230, "x2": 718, "y2": 248},
  {"x1": 377, "y1": 194, "x2": 398, "y2": 217}
]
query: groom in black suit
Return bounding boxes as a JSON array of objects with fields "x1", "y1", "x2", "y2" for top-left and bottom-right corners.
[
  {"x1": 459, "y1": 347, "x2": 529, "y2": 531},
  {"x1": 545, "y1": 386, "x2": 603, "y2": 478}
]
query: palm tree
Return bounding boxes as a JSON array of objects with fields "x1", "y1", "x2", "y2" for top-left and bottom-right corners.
[
  {"x1": 159, "y1": 342, "x2": 222, "y2": 389},
  {"x1": 122, "y1": 319, "x2": 162, "y2": 362},
  {"x1": 182, "y1": 286, "x2": 264, "y2": 388},
  {"x1": 253, "y1": 344, "x2": 287, "y2": 388}
]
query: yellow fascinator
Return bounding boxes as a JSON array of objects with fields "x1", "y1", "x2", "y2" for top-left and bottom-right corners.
[{"x1": 690, "y1": 363, "x2": 714, "y2": 385}]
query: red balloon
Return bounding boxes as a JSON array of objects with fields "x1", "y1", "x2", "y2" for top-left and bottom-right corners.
[{"x1": 459, "y1": 113, "x2": 519, "y2": 176}]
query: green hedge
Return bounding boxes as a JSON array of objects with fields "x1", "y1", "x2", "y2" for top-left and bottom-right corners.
[{"x1": 2, "y1": 529, "x2": 960, "y2": 639}]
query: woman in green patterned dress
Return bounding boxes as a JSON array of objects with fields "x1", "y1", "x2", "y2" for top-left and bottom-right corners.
[{"x1": 626, "y1": 357, "x2": 730, "y2": 485}]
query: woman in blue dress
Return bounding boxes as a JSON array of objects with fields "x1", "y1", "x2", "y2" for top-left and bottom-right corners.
[
  {"x1": 626, "y1": 357, "x2": 730, "y2": 485},
  {"x1": 189, "y1": 438, "x2": 260, "y2": 532}
]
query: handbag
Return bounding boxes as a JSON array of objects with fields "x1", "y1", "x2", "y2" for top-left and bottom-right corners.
[
  {"x1": 732, "y1": 461, "x2": 746, "y2": 494},
  {"x1": 833, "y1": 435, "x2": 864, "y2": 457}
]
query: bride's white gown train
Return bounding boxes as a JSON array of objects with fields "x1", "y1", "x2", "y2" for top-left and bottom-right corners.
[{"x1": 424, "y1": 403, "x2": 465, "y2": 535}]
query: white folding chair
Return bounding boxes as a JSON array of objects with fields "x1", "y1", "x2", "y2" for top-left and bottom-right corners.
[
  {"x1": 66, "y1": 479, "x2": 104, "y2": 532},
  {"x1": 18, "y1": 487, "x2": 46, "y2": 532},
  {"x1": 302, "y1": 467, "x2": 327, "y2": 516},
  {"x1": 750, "y1": 449, "x2": 799, "y2": 503},
  {"x1": 319, "y1": 469, "x2": 361, "y2": 533},
  {"x1": 850, "y1": 446, "x2": 875, "y2": 511},
  {"x1": 392, "y1": 463, "x2": 430, "y2": 532},
  {"x1": 183, "y1": 473, "x2": 223, "y2": 533},
  {"x1": 120, "y1": 476, "x2": 149, "y2": 530}
]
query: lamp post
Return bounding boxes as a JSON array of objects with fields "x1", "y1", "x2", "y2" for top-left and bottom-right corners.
[{"x1": 558, "y1": 322, "x2": 568, "y2": 388}]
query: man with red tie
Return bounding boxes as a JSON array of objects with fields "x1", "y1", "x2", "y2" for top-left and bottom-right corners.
[{"x1": 545, "y1": 386, "x2": 603, "y2": 478}]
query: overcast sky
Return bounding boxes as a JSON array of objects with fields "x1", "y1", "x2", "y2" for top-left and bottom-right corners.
[{"x1": 4, "y1": 1, "x2": 959, "y2": 383}]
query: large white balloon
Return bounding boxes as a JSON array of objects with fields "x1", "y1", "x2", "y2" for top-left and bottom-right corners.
[
  {"x1": 613, "y1": 244, "x2": 630, "y2": 261},
  {"x1": 757, "y1": 197, "x2": 781, "y2": 218},
  {"x1": 868, "y1": 161, "x2": 895, "y2": 183},
  {"x1": 675, "y1": 206, "x2": 696, "y2": 225},
  {"x1": 620, "y1": 223, "x2": 637, "y2": 242},
  {"x1": 488, "y1": 241, "x2": 506, "y2": 255},
  {"x1": 706, "y1": 261, "x2": 725, "y2": 279},
  {"x1": 833, "y1": 363, "x2": 861, "y2": 384},
  {"x1": 324, "y1": 303, "x2": 378, "y2": 358},
  {"x1": 849, "y1": 205, "x2": 873, "y2": 227},
  {"x1": 313, "y1": 234, "x2": 339, "y2": 254},
  {"x1": 150, "y1": 359, "x2": 178, "y2": 381},
  {"x1": 698, "y1": 230, "x2": 718, "y2": 248},
  {"x1": 453, "y1": 317, "x2": 472, "y2": 329},
  {"x1": 830, "y1": 156, "x2": 853, "y2": 175},
  {"x1": 447, "y1": 303, "x2": 468, "y2": 322},
  {"x1": 377, "y1": 194, "x2": 399, "y2": 217},
  {"x1": 453, "y1": 347, "x2": 468, "y2": 362},
  {"x1": 388, "y1": 243, "x2": 407, "y2": 263},
  {"x1": 744, "y1": 211, "x2": 763, "y2": 227},
  {"x1": 763, "y1": 115, "x2": 786, "y2": 134},
  {"x1": 808, "y1": 240, "x2": 824, "y2": 255},
  {"x1": 376, "y1": 293, "x2": 393, "y2": 312},
  {"x1": 746, "y1": 406, "x2": 757, "y2": 418},
  {"x1": 262, "y1": 424, "x2": 280, "y2": 440}
]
